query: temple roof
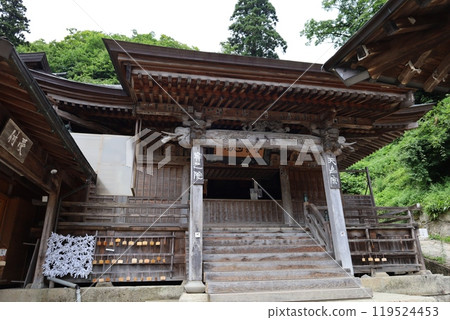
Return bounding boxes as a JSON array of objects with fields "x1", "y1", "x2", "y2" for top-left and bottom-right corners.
[
  {"x1": 104, "y1": 39, "x2": 430, "y2": 168},
  {"x1": 0, "y1": 39, "x2": 96, "y2": 189},
  {"x1": 324, "y1": 0, "x2": 450, "y2": 93},
  {"x1": 17, "y1": 37, "x2": 434, "y2": 168}
]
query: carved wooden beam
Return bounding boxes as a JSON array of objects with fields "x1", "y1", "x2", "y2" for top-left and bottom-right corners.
[
  {"x1": 423, "y1": 52, "x2": 450, "y2": 92},
  {"x1": 136, "y1": 103, "x2": 375, "y2": 130},
  {"x1": 383, "y1": 13, "x2": 444, "y2": 36},
  {"x1": 362, "y1": 23, "x2": 450, "y2": 77},
  {"x1": 398, "y1": 50, "x2": 432, "y2": 85},
  {"x1": 55, "y1": 108, "x2": 119, "y2": 134}
]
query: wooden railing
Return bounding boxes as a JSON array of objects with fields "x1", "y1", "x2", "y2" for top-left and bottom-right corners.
[
  {"x1": 344, "y1": 204, "x2": 426, "y2": 275},
  {"x1": 58, "y1": 201, "x2": 189, "y2": 230},
  {"x1": 90, "y1": 233, "x2": 177, "y2": 283},
  {"x1": 304, "y1": 202, "x2": 333, "y2": 253},
  {"x1": 344, "y1": 205, "x2": 417, "y2": 227},
  {"x1": 57, "y1": 201, "x2": 188, "y2": 284},
  {"x1": 203, "y1": 199, "x2": 284, "y2": 224}
]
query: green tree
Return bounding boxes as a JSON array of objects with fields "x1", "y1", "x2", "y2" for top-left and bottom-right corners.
[
  {"x1": 400, "y1": 97, "x2": 450, "y2": 185},
  {"x1": 0, "y1": 0, "x2": 30, "y2": 46},
  {"x1": 221, "y1": 0, "x2": 287, "y2": 59},
  {"x1": 300, "y1": 0, "x2": 387, "y2": 48},
  {"x1": 18, "y1": 29, "x2": 198, "y2": 84},
  {"x1": 341, "y1": 97, "x2": 450, "y2": 220}
]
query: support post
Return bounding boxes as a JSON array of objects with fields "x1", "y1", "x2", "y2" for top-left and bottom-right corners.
[
  {"x1": 180, "y1": 164, "x2": 190, "y2": 225},
  {"x1": 279, "y1": 166, "x2": 294, "y2": 226},
  {"x1": 185, "y1": 145, "x2": 206, "y2": 293},
  {"x1": 31, "y1": 176, "x2": 62, "y2": 288},
  {"x1": 321, "y1": 152, "x2": 354, "y2": 274},
  {"x1": 365, "y1": 167, "x2": 376, "y2": 207}
]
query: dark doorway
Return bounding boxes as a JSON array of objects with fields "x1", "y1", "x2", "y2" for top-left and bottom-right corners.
[{"x1": 205, "y1": 170, "x2": 282, "y2": 200}]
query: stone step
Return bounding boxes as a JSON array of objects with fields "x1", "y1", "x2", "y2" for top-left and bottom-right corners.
[
  {"x1": 204, "y1": 268, "x2": 347, "y2": 282},
  {"x1": 203, "y1": 251, "x2": 332, "y2": 263},
  {"x1": 203, "y1": 244, "x2": 324, "y2": 255},
  {"x1": 206, "y1": 276, "x2": 362, "y2": 294},
  {"x1": 204, "y1": 259, "x2": 340, "y2": 272},
  {"x1": 203, "y1": 231, "x2": 310, "y2": 239},
  {"x1": 203, "y1": 237, "x2": 315, "y2": 247},
  {"x1": 209, "y1": 287, "x2": 373, "y2": 302},
  {"x1": 203, "y1": 238, "x2": 318, "y2": 247},
  {"x1": 204, "y1": 227, "x2": 307, "y2": 233}
]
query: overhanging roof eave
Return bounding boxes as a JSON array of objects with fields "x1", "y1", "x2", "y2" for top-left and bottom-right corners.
[
  {"x1": 323, "y1": 0, "x2": 407, "y2": 73},
  {"x1": 0, "y1": 39, "x2": 97, "y2": 184}
]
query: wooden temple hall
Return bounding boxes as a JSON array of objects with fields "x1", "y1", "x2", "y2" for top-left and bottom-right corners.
[{"x1": 0, "y1": 0, "x2": 449, "y2": 301}]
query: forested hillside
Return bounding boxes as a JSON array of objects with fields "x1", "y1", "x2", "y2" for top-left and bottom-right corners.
[
  {"x1": 342, "y1": 96, "x2": 450, "y2": 220},
  {"x1": 17, "y1": 29, "x2": 198, "y2": 84}
]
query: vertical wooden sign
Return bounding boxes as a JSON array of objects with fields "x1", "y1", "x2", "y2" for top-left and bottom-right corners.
[
  {"x1": 192, "y1": 146, "x2": 204, "y2": 185},
  {"x1": 325, "y1": 154, "x2": 340, "y2": 189},
  {"x1": 0, "y1": 119, "x2": 33, "y2": 163}
]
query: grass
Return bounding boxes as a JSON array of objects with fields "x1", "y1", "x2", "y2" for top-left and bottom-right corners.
[
  {"x1": 424, "y1": 254, "x2": 446, "y2": 265},
  {"x1": 428, "y1": 234, "x2": 450, "y2": 243}
]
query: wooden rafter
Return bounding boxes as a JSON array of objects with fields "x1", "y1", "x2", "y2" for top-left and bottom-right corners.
[
  {"x1": 383, "y1": 13, "x2": 446, "y2": 36},
  {"x1": 397, "y1": 50, "x2": 432, "y2": 85},
  {"x1": 55, "y1": 108, "x2": 119, "y2": 134},
  {"x1": 423, "y1": 52, "x2": 450, "y2": 92},
  {"x1": 363, "y1": 23, "x2": 450, "y2": 77}
]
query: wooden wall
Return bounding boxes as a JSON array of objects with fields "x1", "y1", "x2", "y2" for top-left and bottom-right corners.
[
  {"x1": 0, "y1": 197, "x2": 37, "y2": 284},
  {"x1": 204, "y1": 199, "x2": 283, "y2": 224},
  {"x1": 58, "y1": 163, "x2": 188, "y2": 284},
  {"x1": 133, "y1": 165, "x2": 184, "y2": 201},
  {"x1": 289, "y1": 167, "x2": 326, "y2": 223}
]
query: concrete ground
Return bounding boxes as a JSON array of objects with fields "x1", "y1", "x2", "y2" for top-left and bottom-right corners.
[
  {"x1": 338, "y1": 292, "x2": 437, "y2": 302},
  {"x1": 1, "y1": 238, "x2": 448, "y2": 302}
]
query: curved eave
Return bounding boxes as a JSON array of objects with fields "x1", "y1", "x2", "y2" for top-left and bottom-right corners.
[
  {"x1": 103, "y1": 38, "x2": 412, "y2": 96},
  {"x1": 0, "y1": 39, "x2": 97, "y2": 185},
  {"x1": 31, "y1": 70, "x2": 134, "y2": 111},
  {"x1": 339, "y1": 103, "x2": 434, "y2": 168}
]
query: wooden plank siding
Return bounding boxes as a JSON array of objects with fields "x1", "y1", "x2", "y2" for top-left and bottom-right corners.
[
  {"x1": 57, "y1": 164, "x2": 188, "y2": 283},
  {"x1": 203, "y1": 199, "x2": 283, "y2": 225},
  {"x1": 289, "y1": 168, "x2": 327, "y2": 224},
  {"x1": 306, "y1": 195, "x2": 425, "y2": 275}
]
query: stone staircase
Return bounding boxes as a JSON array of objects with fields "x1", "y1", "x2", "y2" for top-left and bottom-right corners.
[{"x1": 203, "y1": 226, "x2": 372, "y2": 302}]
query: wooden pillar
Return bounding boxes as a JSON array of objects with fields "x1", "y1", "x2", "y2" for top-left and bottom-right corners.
[
  {"x1": 279, "y1": 166, "x2": 294, "y2": 226},
  {"x1": 31, "y1": 176, "x2": 62, "y2": 288},
  {"x1": 185, "y1": 145, "x2": 206, "y2": 293},
  {"x1": 321, "y1": 152, "x2": 354, "y2": 274},
  {"x1": 180, "y1": 164, "x2": 190, "y2": 225}
]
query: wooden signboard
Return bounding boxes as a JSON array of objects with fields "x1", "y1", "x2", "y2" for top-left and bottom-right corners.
[
  {"x1": 0, "y1": 119, "x2": 33, "y2": 163},
  {"x1": 325, "y1": 154, "x2": 340, "y2": 189},
  {"x1": 192, "y1": 147, "x2": 204, "y2": 185}
]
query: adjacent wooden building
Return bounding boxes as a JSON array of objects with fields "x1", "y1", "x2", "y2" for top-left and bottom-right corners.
[
  {"x1": 0, "y1": 0, "x2": 449, "y2": 301},
  {"x1": 0, "y1": 39, "x2": 96, "y2": 288}
]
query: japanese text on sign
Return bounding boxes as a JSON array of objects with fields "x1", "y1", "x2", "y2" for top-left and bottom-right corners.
[{"x1": 0, "y1": 119, "x2": 33, "y2": 163}]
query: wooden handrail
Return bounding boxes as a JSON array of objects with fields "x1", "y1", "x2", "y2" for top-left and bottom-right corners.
[
  {"x1": 344, "y1": 205, "x2": 417, "y2": 226},
  {"x1": 304, "y1": 202, "x2": 333, "y2": 253},
  {"x1": 308, "y1": 203, "x2": 328, "y2": 226}
]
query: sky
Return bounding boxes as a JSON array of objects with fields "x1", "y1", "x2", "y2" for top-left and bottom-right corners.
[{"x1": 22, "y1": 0, "x2": 338, "y2": 64}]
